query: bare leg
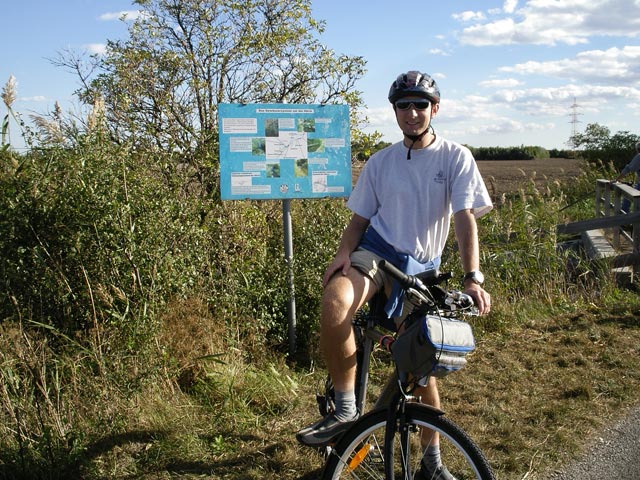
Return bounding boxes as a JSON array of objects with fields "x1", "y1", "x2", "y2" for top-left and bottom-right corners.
[
  {"x1": 295, "y1": 268, "x2": 378, "y2": 445},
  {"x1": 319, "y1": 268, "x2": 376, "y2": 393},
  {"x1": 415, "y1": 376, "x2": 441, "y2": 447}
]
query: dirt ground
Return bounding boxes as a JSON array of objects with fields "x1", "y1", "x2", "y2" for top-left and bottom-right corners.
[
  {"x1": 476, "y1": 157, "x2": 585, "y2": 198},
  {"x1": 353, "y1": 157, "x2": 586, "y2": 199}
]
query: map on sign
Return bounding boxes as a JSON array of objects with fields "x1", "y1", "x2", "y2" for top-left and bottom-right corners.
[
  {"x1": 266, "y1": 131, "x2": 308, "y2": 159},
  {"x1": 219, "y1": 103, "x2": 352, "y2": 200}
]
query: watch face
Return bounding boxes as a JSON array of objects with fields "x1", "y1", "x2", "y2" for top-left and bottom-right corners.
[{"x1": 465, "y1": 271, "x2": 484, "y2": 284}]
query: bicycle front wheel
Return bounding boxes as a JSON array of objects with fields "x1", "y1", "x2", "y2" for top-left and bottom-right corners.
[{"x1": 322, "y1": 403, "x2": 495, "y2": 480}]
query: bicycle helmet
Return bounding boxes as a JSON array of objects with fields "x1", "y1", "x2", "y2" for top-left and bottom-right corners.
[{"x1": 388, "y1": 71, "x2": 440, "y2": 104}]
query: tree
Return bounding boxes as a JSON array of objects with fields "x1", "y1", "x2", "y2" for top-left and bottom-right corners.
[
  {"x1": 569, "y1": 123, "x2": 611, "y2": 152},
  {"x1": 63, "y1": 0, "x2": 367, "y2": 193},
  {"x1": 570, "y1": 123, "x2": 639, "y2": 170}
]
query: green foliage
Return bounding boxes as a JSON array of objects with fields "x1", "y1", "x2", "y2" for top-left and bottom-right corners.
[
  {"x1": 291, "y1": 199, "x2": 350, "y2": 348},
  {"x1": 570, "y1": 123, "x2": 639, "y2": 170},
  {"x1": 62, "y1": 0, "x2": 367, "y2": 193},
  {"x1": 1, "y1": 141, "x2": 207, "y2": 337},
  {"x1": 440, "y1": 158, "x2": 619, "y2": 333},
  {"x1": 351, "y1": 129, "x2": 388, "y2": 161},
  {"x1": 468, "y1": 145, "x2": 550, "y2": 161},
  {"x1": 548, "y1": 147, "x2": 575, "y2": 159}
]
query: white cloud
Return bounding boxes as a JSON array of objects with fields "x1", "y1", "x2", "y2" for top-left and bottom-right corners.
[
  {"x1": 503, "y1": 0, "x2": 518, "y2": 14},
  {"x1": 436, "y1": 96, "x2": 494, "y2": 124},
  {"x1": 429, "y1": 77, "x2": 640, "y2": 146},
  {"x1": 487, "y1": 84, "x2": 640, "y2": 117},
  {"x1": 484, "y1": 119, "x2": 552, "y2": 135},
  {"x1": 452, "y1": 11, "x2": 486, "y2": 22},
  {"x1": 99, "y1": 10, "x2": 144, "y2": 22},
  {"x1": 479, "y1": 78, "x2": 524, "y2": 88},
  {"x1": 429, "y1": 48, "x2": 451, "y2": 56},
  {"x1": 19, "y1": 96, "x2": 47, "y2": 102},
  {"x1": 84, "y1": 43, "x2": 107, "y2": 55},
  {"x1": 500, "y1": 46, "x2": 640, "y2": 83},
  {"x1": 361, "y1": 106, "x2": 400, "y2": 142},
  {"x1": 459, "y1": 0, "x2": 640, "y2": 46}
]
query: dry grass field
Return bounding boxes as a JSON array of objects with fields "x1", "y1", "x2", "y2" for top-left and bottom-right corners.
[
  {"x1": 477, "y1": 157, "x2": 585, "y2": 198},
  {"x1": 354, "y1": 157, "x2": 586, "y2": 199}
]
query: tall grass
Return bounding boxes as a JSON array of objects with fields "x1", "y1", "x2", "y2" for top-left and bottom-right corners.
[
  {"x1": 0, "y1": 116, "x2": 629, "y2": 478},
  {"x1": 0, "y1": 125, "x2": 342, "y2": 476},
  {"x1": 441, "y1": 161, "x2": 619, "y2": 332}
]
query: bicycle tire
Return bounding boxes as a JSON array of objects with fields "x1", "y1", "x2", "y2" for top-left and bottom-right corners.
[{"x1": 322, "y1": 403, "x2": 495, "y2": 480}]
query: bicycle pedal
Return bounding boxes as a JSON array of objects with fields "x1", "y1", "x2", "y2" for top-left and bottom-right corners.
[
  {"x1": 316, "y1": 393, "x2": 335, "y2": 417},
  {"x1": 316, "y1": 445, "x2": 333, "y2": 459}
]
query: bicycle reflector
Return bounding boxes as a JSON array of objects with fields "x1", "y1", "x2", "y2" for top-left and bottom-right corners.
[{"x1": 348, "y1": 443, "x2": 373, "y2": 472}]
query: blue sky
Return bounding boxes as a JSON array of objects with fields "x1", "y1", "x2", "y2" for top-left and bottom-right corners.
[{"x1": 2, "y1": 0, "x2": 640, "y2": 151}]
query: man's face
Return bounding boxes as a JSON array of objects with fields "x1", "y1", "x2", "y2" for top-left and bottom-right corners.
[{"x1": 394, "y1": 96, "x2": 439, "y2": 136}]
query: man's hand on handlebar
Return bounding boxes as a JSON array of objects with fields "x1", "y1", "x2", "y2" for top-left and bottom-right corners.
[{"x1": 463, "y1": 283, "x2": 491, "y2": 315}]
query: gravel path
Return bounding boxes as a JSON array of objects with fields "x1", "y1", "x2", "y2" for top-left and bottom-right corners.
[{"x1": 548, "y1": 406, "x2": 640, "y2": 480}]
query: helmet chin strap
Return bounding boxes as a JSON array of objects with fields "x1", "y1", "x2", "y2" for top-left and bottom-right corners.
[{"x1": 405, "y1": 124, "x2": 433, "y2": 160}]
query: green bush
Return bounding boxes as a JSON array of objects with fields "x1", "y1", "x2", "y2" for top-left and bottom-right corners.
[
  {"x1": 468, "y1": 145, "x2": 550, "y2": 161},
  {"x1": 1, "y1": 143, "x2": 204, "y2": 337}
]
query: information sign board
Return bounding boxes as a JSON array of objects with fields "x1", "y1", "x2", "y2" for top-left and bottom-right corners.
[{"x1": 219, "y1": 103, "x2": 351, "y2": 200}]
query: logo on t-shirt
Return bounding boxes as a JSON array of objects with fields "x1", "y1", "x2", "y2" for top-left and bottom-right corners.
[{"x1": 433, "y1": 170, "x2": 446, "y2": 184}]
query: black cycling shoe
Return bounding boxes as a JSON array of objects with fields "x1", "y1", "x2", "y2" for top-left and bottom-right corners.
[
  {"x1": 296, "y1": 413, "x2": 358, "y2": 447},
  {"x1": 415, "y1": 463, "x2": 457, "y2": 480}
]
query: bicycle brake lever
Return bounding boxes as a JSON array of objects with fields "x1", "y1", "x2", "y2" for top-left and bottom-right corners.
[
  {"x1": 405, "y1": 287, "x2": 432, "y2": 307},
  {"x1": 445, "y1": 291, "x2": 477, "y2": 312}
]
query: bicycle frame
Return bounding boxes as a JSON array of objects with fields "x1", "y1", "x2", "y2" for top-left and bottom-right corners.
[{"x1": 352, "y1": 296, "x2": 399, "y2": 415}]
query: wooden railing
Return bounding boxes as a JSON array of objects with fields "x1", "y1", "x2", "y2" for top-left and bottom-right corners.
[
  {"x1": 557, "y1": 179, "x2": 640, "y2": 280},
  {"x1": 595, "y1": 179, "x2": 640, "y2": 251}
]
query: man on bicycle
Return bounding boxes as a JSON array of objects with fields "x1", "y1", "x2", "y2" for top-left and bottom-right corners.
[{"x1": 297, "y1": 71, "x2": 492, "y2": 480}]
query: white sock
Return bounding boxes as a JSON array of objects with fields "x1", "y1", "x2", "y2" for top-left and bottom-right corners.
[
  {"x1": 334, "y1": 390, "x2": 357, "y2": 421},
  {"x1": 422, "y1": 445, "x2": 442, "y2": 471}
]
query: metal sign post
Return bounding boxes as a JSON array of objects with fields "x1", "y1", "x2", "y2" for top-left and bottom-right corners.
[{"x1": 282, "y1": 198, "x2": 296, "y2": 355}]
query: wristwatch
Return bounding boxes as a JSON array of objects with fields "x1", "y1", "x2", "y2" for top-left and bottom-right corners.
[{"x1": 463, "y1": 270, "x2": 485, "y2": 285}]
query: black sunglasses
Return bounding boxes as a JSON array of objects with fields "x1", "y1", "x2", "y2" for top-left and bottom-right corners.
[{"x1": 395, "y1": 99, "x2": 431, "y2": 111}]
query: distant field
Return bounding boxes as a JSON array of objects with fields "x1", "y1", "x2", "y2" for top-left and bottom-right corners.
[
  {"x1": 353, "y1": 157, "x2": 586, "y2": 198},
  {"x1": 477, "y1": 157, "x2": 585, "y2": 197}
]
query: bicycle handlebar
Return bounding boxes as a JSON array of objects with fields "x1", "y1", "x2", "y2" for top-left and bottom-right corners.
[
  {"x1": 447, "y1": 290, "x2": 475, "y2": 309},
  {"x1": 379, "y1": 259, "x2": 476, "y2": 312},
  {"x1": 378, "y1": 260, "x2": 426, "y2": 291}
]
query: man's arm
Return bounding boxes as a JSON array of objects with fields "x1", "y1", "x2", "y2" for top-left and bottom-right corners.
[
  {"x1": 616, "y1": 153, "x2": 640, "y2": 181},
  {"x1": 322, "y1": 213, "x2": 370, "y2": 287},
  {"x1": 454, "y1": 209, "x2": 491, "y2": 314}
]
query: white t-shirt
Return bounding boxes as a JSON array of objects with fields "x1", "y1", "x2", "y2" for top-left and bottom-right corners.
[{"x1": 347, "y1": 136, "x2": 492, "y2": 263}]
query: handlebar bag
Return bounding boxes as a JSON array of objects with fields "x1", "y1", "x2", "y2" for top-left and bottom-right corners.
[{"x1": 391, "y1": 315, "x2": 475, "y2": 380}]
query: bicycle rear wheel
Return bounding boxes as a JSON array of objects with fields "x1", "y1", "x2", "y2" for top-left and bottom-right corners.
[{"x1": 322, "y1": 403, "x2": 495, "y2": 480}]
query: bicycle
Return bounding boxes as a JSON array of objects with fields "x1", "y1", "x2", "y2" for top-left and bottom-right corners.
[{"x1": 313, "y1": 260, "x2": 496, "y2": 480}]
